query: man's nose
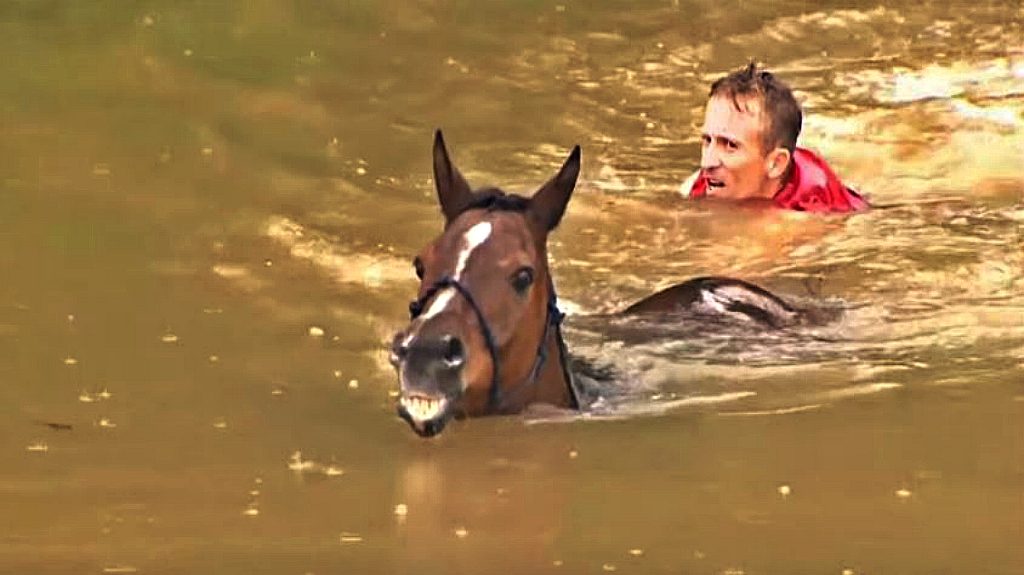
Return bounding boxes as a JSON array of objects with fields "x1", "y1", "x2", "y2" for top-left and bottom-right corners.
[{"x1": 700, "y1": 141, "x2": 721, "y2": 170}]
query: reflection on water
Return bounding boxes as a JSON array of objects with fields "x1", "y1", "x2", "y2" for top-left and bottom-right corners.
[{"x1": 1, "y1": 0, "x2": 1022, "y2": 573}]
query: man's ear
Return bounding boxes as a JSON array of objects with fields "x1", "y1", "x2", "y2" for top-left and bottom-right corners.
[{"x1": 765, "y1": 147, "x2": 791, "y2": 180}]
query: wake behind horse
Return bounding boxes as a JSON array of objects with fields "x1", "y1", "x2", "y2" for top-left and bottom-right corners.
[{"x1": 389, "y1": 131, "x2": 807, "y2": 437}]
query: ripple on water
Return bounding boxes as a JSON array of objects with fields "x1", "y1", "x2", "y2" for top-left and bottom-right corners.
[
  {"x1": 264, "y1": 216, "x2": 412, "y2": 288},
  {"x1": 287, "y1": 451, "x2": 345, "y2": 478}
]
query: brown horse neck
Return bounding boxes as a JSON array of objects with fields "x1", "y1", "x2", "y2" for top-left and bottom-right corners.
[
  {"x1": 536, "y1": 324, "x2": 577, "y2": 409},
  {"x1": 496, "y1": 320, "x2": 575, "y2": 413}
]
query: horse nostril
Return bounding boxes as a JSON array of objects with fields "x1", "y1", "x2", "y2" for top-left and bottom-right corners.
[
  {"x1": 441, "y1": 335, "x2": 465, "y2": 368},
  {"x1": 390, "y1": 334, "x2": 409, "y2": 366}
]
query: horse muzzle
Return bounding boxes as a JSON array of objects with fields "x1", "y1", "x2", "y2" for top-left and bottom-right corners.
[{"x1": 390, "y1": 331, "x2": 467, "y2": 437}]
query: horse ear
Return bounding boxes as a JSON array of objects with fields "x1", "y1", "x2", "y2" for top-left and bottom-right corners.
[
  {"x1": 529, "y1": 145, "x2": 581, "y2": 231},
  {"x1": 432, "y1": 130, "x2": 473, "y2": 223}
]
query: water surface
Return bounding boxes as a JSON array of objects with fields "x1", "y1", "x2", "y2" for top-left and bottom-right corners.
[{"x1": 1, "y1": 1, "x2": 1022, "y2": 573}]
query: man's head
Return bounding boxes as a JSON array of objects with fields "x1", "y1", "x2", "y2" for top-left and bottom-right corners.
[{"x1": 699, "y1": 63, "x2": 803, "y2": 200}]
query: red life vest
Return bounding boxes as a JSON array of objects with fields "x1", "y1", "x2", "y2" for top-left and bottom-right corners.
[{"x1": 685, "y1": 147, "x2": 868, "y2": 213}]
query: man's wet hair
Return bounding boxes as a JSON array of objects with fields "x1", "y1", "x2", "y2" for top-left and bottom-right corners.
[{"x1": 709, "y1": 62, "x2": 802, "y2": 154}]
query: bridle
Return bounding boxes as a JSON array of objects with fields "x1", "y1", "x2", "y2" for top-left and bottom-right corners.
[{"x1": 408, "y1": 275, "x2": 579, "y2": 413}]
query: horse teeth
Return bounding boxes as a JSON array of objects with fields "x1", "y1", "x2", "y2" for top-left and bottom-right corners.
[{"x1": 401, "y1": 395, "x2": 444, "y2": 420}]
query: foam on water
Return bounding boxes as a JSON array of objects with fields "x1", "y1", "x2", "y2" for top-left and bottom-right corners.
[{"x1": 264, "y1": 216, "x2": 413, "y2": 288}]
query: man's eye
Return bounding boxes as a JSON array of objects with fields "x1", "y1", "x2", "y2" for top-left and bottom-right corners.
[
  {"x1": 725, "y1": 140, "x2": 739, "y2": 150},
  {"x1": 701, "y1": 134, "x2": 712, "y2": 145}
]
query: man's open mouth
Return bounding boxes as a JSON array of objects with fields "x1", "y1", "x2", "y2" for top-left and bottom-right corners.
[{"x1": 706, "y1": 177, "x2": 725, "y2": 189}]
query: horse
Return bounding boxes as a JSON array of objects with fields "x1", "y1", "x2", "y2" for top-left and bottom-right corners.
[{"x1": 389, "y1": 131, "x2": 807, "y2": 437}]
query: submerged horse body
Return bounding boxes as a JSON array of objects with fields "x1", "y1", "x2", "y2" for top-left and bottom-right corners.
[{"x1": 390, "y1": 131, "x2": 807, "y2": 437}]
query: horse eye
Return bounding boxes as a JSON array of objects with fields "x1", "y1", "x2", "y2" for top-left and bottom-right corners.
[
  {"x1": 511, "y1": 267, "x2": 534, "y2": 294},
  {"x1": 413, "y1": 257, "x2": 425, "y2": 280}
]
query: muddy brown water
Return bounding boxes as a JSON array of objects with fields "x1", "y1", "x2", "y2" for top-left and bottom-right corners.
[{"x1": 1, "y1": 1, "x2": 1022, "y2": 573}]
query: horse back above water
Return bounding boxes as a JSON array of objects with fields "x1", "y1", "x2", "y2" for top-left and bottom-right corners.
[{"x1": 389, "y1": 131, "x2": 807, "y2": 437}]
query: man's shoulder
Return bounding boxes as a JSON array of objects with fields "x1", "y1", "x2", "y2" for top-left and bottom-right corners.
[{"x1": 780, "y1": 147, "x2": 868, "y2": 213}]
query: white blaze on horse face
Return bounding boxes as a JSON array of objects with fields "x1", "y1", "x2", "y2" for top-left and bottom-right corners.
[
  {"x1": 455, "y1": 222, "x2": 493, "y2": 280},
  {"x1": 422, "y1": 222, "x2": 493, "y2": 319},
  {"x1": 403, "y1": 221, "x2": 494, "y2": 346},
  {"x1": 417, "y1": 290, "x2": 456, "y2": 322}
]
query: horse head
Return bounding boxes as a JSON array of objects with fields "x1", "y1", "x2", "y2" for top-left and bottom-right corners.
[{"x1": 389, "y1": 131, "x2": 581, "y2": 437}]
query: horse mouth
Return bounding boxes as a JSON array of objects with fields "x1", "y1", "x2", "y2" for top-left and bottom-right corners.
[{"x1": 397, "y1": 393, "x2": 454, "y2": 437}]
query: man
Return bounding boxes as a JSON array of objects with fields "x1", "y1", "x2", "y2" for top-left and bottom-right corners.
[{"x1": 681, "y1": 63, "x2": 868, "y2": 213}]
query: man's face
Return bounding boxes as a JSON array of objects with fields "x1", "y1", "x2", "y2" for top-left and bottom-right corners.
[{"x1": 699, "y1": 95, "x2": 773, "y2": 200}]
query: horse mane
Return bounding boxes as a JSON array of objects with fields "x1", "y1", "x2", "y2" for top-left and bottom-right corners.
[{"x1": 461, "y1": 187, "x2": 530, "y2": 214}]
